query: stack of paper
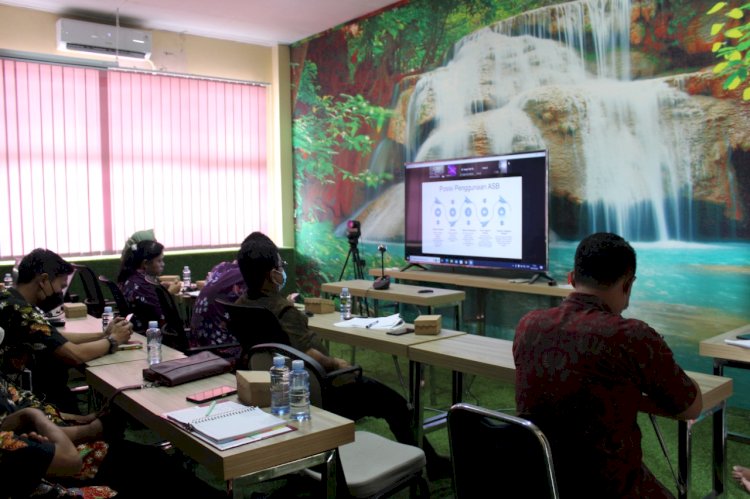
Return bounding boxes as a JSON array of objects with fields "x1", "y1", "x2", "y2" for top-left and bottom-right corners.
[{"x1": 335, "y1": 313, "x2": 405, "y2": 332}]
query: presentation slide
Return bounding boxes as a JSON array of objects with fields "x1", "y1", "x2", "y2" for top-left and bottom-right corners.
[{"x1": 421, "y1": 176, "x2": 522, "y2": 259}]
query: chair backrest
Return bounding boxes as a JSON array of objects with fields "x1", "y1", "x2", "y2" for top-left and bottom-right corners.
[
  {"x1": 153, "y1": 284, "x2": 189, "y2": 351},
  {"x1": 98, "y1": 275, "x2": 130, "y2": 316},
  {"x1": 216, "y1": 299, "x2": 292, "y2": 366},
  {"x1": 71, "y1": 263, "x2": 108, "y2": 318},
  {"x1": 448, "y1": 403, "x2": 559, "y2": 499},
  {"x1": 248, "y1": 343, "x2": 328, "y2": 408}
]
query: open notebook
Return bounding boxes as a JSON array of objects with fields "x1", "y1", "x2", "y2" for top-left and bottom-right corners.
[{"x1": 165, "y1": 401, "x2": 294, "y2": 450}]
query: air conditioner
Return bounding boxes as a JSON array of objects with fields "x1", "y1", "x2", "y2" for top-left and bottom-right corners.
[{"x1": 56, "y1": 18, "x2": 152, "y2": 60}]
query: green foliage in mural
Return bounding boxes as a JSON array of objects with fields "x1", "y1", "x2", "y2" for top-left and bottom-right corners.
[
  {"x1": 707, "y1": 1, "x2": 750, "y2": 100},
  {"x1": 345, "y1": 0, "x2": 509, "y2": 78},
  {"x1": 292, "y1": 61, "x2": 393, "y2": 220}
]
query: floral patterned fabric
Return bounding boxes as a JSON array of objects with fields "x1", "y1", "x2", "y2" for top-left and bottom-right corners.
[
  {"x1": 0, "y1": 288, "x2": 70, "y2": 409},
  {"x1": 188, "y1": 261, "x2": 246, "y2": 349}
]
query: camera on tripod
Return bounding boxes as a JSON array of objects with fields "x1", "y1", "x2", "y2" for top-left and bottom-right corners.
[{"x1": 346, "y1": 220, "x2": 361, "y2": 244}]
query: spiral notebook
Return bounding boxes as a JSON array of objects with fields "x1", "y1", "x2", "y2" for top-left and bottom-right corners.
[{"x1": 165, "y1": 401, "x2": 294, "y2": 450}]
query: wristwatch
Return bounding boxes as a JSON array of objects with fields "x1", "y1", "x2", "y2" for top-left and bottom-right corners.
[{"x1": 107, "y1": 336, "x2": 119, "y2": 354}]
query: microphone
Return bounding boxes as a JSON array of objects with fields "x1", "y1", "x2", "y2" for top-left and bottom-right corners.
[{"x1": 373, "y1": 244, "x2": 391, "y2": 290}]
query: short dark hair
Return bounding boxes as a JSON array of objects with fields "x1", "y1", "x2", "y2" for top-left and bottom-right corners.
[
  {"x1": 573, "y1": 232, "x2": 636, "y2": 288},
  {"x1": 16, "y1": 248, "x2": 74, "y2": 285},
  {"x1": 237, "y1": 232, "x2": 279, "y2": 295},
  {"x1": 117, "y1": 239, "x2": 164, "y2": 284}
]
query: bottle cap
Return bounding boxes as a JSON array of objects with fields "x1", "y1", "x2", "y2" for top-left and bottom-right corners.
[
  {"x1": 148, "y1": 320, "x2": 158, "y2": 329},
  {"x1": 273, "y1": 356, "x2": 286, "y2": 367},
  {"x1": 342, "y1": 287, "x2": 349, "y2": 293},
  {"x1": 292, "y1": 359, "x2": 305, "y2": 371},
  {"x1": 104, "y1": 306, "x2": 113, "y2": 313}
]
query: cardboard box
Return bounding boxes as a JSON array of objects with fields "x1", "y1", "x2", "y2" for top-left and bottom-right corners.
[
  {"x1": 63, "y1": 302, "x2": 88, "y2": 319},
  {"x1": 305, "y1": 297, "x2": 335, "y2": 314},
  {"x1": 414, "y1": 314, "x2": 441, "y2": 335},
  {"x1": 158, "y1": 275, "x2": 179, "y2": 283},
  {"x1": 236, "y1": 370, "x2": 271, "y2": 407}
]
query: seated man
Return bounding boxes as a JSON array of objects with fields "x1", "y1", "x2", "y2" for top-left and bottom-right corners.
[
  {"x1": 235, "y1": 231, "x2": 450, "y2": 478},
  {"x1": 513, "y1": 232, "x2": 702, "y2": 498},
  {"x1": 189, "y1": 260, "x2": 246, "y2": 350},
  {"x1": 0, "y1": 249, "x2": 133, "y2": 413}
]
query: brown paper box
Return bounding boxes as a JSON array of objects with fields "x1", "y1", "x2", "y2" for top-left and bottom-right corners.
[
  {"x1": 305, "y1": 297, "x2": 335, "y2": 314},
  {"x1": 63, "y1": 302, "x2": 88, "y2": 319},
  {"x1": 414, "y1": 314, "x2": 441, "y2": 335},
  {"x1": 236, "y1": 370, "x2": 271, "y2": 407}
]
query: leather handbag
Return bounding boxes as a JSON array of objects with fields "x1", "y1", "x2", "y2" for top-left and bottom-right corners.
[{"x1": 142, "y1": 351, "x2": 232, "y2": 386}]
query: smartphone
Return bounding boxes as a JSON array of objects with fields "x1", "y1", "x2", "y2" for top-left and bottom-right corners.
[
  {"x1": 736, "y1": 333, "x2": 750, "y2": 340},
  {"x1": 387, "y1": 327, "x2": 414, "y2": 336},
  {"x1": 186, "y1": 385, "x2": 237, "y2": 403}
]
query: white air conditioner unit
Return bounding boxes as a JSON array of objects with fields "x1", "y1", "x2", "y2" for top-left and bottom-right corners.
[{"x1": 56, "y1": 18, "x2": 152, "y2": 60}]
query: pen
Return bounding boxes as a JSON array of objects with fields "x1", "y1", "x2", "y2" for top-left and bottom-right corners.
[
  {"x1": 365, "y1": 320, "x2": 379, "y2": 329},
  {"x1": 205, "y1": 400, "x2": 217, "y2": 417}
]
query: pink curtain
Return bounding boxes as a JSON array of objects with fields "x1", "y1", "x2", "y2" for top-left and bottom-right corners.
[{"x1": 0, "y1": 59, "x2": 267, "y2": 259}]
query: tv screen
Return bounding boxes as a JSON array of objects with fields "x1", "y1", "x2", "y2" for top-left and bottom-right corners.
[{"x1": 404, "y1": 150, "x2": 549, "y2": 274}]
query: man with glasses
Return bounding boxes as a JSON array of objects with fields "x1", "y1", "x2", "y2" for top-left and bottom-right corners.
[{"x1": 513, "y1": 232, "x2": 702, "y2": 498}]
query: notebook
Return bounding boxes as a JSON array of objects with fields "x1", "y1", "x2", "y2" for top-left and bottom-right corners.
[{"x1": 165, "y1": 401, "x2": 293, "y2": 449}]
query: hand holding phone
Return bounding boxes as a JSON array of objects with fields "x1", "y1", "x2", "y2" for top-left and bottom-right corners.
[{"x1": 186, "y1": 385, "x2": 237, "y2": 403}]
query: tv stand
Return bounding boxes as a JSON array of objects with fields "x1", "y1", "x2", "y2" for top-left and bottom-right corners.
[
  {"x1": 528, "y1": 272, "x2": 557, "y2": 286},
  {"x1": 399, "y1": 262, "x2": 429, "y2": 272}
]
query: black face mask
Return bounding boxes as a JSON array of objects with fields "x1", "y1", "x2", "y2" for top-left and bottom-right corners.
[{"x1": 38, "y1": 291, "x2": 64, "y2": 313}]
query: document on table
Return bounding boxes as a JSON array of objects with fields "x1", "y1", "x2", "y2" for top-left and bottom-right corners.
[
  {"x1": 724, "y1": 339, "x2": 750, "y2": 349},
  {"x1": 164, "y1": 401, "x2": 295, "y2": 450},
  {"x1": 335, "y1": 313, "x2": 405, "y2": 331}
]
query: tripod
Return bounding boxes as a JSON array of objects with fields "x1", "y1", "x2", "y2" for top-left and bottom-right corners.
[{"x1": 338, "y1": 239, "x2": 370, "y2": 316}]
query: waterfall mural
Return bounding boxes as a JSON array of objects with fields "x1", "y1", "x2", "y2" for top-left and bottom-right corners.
[{"x1": 291, "y1": 0, "x2": 750, "y2": 402}]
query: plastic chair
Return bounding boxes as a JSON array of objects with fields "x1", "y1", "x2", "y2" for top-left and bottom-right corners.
[
  {"x1": 98, "y1": 275, "x2": 131, "y2": 316},
  {"x1": 249, "y1": 343, "x2": 427, "y2": 498},
  {"x1": 448, "y1": 403, "x2": 559, "y2": 499},
  {"x1": 70, "y1": 263, "x2": 114, "y2": 318}
]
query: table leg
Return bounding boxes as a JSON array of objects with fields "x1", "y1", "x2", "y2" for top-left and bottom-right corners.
[
  {"x1": 412, "y1": 361, "x2": 424, "y2": 448},
  {"x1": 678, "y1": 419, "x2": 691, "y2": 499},
  {"x1": 713, "y1": 401, "x2": 727, "y2": 497},
  {"x1": 453, "y1": 371, "x2": 463, "y2": 405},
  {"x1": 323, "y1": 449, "x2": 339, "y2": 499}
]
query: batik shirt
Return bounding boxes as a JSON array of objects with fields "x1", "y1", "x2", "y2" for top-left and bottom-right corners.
[
  {"x1": 0, "y1": 288, "x2": 69, "y2": 405},
  {"x1": 120, "y1": 271, "x2": 165, "y2": 332},
  {"x1": 513, "y1": 292, "x2": 698, "y2": 498},
  {"x1": 189, "y1": 261, "x2": 246, "y2": 348}
]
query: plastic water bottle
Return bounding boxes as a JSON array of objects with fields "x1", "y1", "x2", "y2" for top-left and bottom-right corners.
[
  {"x1": 289, "y1": 360, "x2": 311, "y2": 422},
  {"x1": 270, "y1": 356, "x2": 290, "y2": 417},
  {"x1": 146, "y1": 321, "x2": 162, "y2": 366},
  {"x1": 3, "y1": 273, "x2": 12, "y2": 289},
  {"x1": 182, "y1": 266, "x2": 191, "y2": 290},
  {"x1": 101, "y1": 306, "x2": 114, "y2": 333},
  {"x1": 340, "y1": 287, "x2": 352, "y2": 320}
]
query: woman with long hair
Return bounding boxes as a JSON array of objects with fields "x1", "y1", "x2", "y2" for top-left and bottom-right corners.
[{"x1": 117, "y1": 235, "x2": 181, "y2": 333}]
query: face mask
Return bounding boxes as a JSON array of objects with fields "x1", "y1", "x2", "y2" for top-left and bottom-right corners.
[
  {"x1": 38, "y1": 290, "x2": 64, "y2": 312},
  {"x1": 38, "y1": 279, "x2": 64, "y2": 312},
  {"x1": 274, "y1": 268, "x2": 287, "y2": 291}
]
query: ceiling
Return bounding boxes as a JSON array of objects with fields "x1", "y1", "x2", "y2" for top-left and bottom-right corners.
[{"x1": 0, "y1": 0, "x2": 402, "y2": 46}]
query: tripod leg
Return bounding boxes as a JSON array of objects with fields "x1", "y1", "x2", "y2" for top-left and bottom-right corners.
[{"x1": 338, "y1": 248, "x2": 353, "y2": 281}]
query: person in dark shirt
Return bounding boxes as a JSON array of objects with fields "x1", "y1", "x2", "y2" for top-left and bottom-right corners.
[
  {"x1": 236, "y1": 231, "x2": 451, "y2": 479},
  {"x1": 0, "y1": 249, "x2": 132, "y2": 413},
  {"x1": 117, "y1": 235, "x2": 182, "y2": 333},
  {"x1": 513, "y1": 232, "x2": 702, "y2": 498}
]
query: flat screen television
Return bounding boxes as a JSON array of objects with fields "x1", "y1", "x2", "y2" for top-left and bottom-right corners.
[{"x1": 404, "y1": 150, "x2": 550, "y2": 277}]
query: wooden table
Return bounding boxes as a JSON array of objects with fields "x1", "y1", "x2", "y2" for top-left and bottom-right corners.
[
  {"x1": 86, "y1": 360, "x2": 355, "y2": 497},
  {"x1": 58, "y1": 314, "x2": 106, "y2": 343},
  {"x1": 84, "y1": 333, "x2": 186, "y2": 367},
  {"x1": 369, "y1": 267, "x2": 573, "y2": 298},
  {"x1": 700, "y1": 323, "x2": 750, "y2": 446},
  {"x1": 408, "y1": 334, "x2": 732, "y2": 499},
  {"x1": 321, "y1": 279, "x2": 465, "y2": 329}
]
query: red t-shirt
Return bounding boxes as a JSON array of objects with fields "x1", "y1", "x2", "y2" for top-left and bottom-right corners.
[{"x1": 513, "y1": 292, "x2": 698, "y2": 498}]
